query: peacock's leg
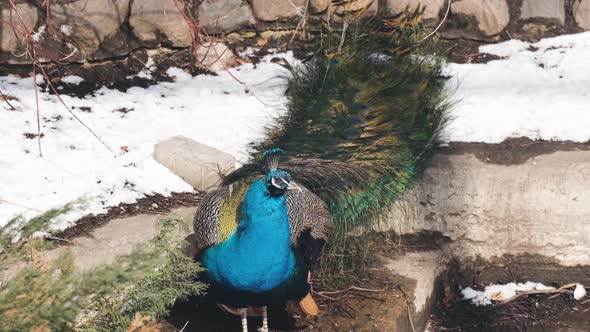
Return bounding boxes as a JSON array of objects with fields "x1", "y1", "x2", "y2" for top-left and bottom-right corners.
[
  {"x1": 239, "y1": 308, "x2": 248, "y2": 332},
  {"x1": 260, "y1": 306, "x2": 269, "y2": 332}
]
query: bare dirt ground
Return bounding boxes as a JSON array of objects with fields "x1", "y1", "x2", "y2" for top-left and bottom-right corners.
[
  {"x1": 430, "y1": 284, "x2": 590, "y2": 331},
  {"x1": 165, "y1": 232, "x2": 437, "y2": 332},
  {"x1": 443, "y1": 137, "x2": 590, "y2": 165}
]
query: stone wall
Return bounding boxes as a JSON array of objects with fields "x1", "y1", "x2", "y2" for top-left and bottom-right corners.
[{"x1": 1, "y1": 0, "x2": 590, "y2": 64}]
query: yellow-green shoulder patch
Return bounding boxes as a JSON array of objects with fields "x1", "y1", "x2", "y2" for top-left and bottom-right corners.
[{"x1": 218, "y1": 180, "x2": 253, "y2": 241}]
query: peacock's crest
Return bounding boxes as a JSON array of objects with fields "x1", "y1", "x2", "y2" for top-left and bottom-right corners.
[{"x1": 262, "y1": 148, "x2": 284, "y2": 171}]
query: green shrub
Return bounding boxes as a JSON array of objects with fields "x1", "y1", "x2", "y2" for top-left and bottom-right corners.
[{"x1": 0, "y1": 218, "x2": 205, "y2": 332}]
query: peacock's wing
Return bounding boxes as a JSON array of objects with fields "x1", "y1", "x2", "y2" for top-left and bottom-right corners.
[
  {"x1": 192, "y1": 183, "x2": 249, "y2": 257},
  {"x1": 285, "y1": 183, "x2": 334, "y2": 265}
]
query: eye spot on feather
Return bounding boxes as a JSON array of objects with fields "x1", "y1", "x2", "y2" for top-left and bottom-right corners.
[{"x1": 351, "y1": 103, "x2": 368, "y2": 111}]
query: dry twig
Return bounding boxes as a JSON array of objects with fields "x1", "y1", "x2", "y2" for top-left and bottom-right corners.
[
  {"x1": 318, "y1": 286, "x2": 384, "y2": 295},
  {"x1": 0, "y1": 90, "x2": 18, "y2": 111},
  {"x1": 490, "y1": 283, "x2": 578, "y2": 310},
  {"x1": 420, "y1": 0, "x2": 451, "y2": 42}
]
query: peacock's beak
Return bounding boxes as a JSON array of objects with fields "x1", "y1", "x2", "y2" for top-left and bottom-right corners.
[{"x1": 281, "y1": 178, "x2": 302, "y2": 192}]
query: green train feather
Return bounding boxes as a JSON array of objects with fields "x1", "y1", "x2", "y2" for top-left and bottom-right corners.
[{"x1": 223, "y1": 11, "x2": 451, "y2": 275}]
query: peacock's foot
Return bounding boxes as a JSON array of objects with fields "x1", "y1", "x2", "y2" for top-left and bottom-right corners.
[
  {"x1": 239, "y1": 308, "x2": 248, "y2": 332},
  {"x1": 257, "y1": 306, "x2": 269, "y2": 332}
]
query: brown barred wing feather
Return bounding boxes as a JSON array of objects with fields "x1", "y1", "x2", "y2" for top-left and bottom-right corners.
[
  {"x1": 285, "y1": 183, "x2": 334, "y2": 248},
  {"x1": 192, "y1": 185, "x2": 231, "y2": 257}
]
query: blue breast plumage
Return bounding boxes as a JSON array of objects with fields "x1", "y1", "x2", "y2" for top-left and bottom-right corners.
[{"x1": 201, "y1": 179, "x2": 296, "y2": 293}]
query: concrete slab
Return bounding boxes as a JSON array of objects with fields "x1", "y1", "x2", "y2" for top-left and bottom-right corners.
[
  {"x1": 154, "y1": 136, "x2": 236, "y2": 192},
  {"x1": 382, "y1": 249, "x2": 450, "y2": 330},
  {"x1": 382, "y1": 148, "x2": 590, "y2": 267},
  {"x1": 42, "y1": 206, "x2": 196, "y2": 271}
]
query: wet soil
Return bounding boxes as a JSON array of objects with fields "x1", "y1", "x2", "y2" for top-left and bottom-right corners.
[
  {"x1": 441, "y1": 137, "x2": 590, "y2": 165},
  {"x1": 166, "y1": 274, "x2": 408, "y2": 332},
  {"x1": 431, "y1": 281, "x2": 590, "y2": 332},
  {"x1": 440, "y1": 38, "x2": 503, "y2": 64},
  {"x1": 430, "y1": 258, "x2": 590, "y2": 332}
]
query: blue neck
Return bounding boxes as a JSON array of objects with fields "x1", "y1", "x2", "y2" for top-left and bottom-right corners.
[{"x1": 202, "y1": 180, "x2": 295, "y2": 293}]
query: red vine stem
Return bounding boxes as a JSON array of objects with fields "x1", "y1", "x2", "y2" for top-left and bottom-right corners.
[
  {"x1": 6, "y1": 0, "x2": 113, "y2": 156},
  {"x1": 32, "y1": 57, "x2": 43, "y2": 157},
  {"x1": 36, "y1": 61, "x2": 114, "y2": 153},
  {"x1": 169, "y1": 0, "x2": 280, "y2": 107}
]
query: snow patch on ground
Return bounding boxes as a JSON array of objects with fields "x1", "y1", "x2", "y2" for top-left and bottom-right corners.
[
  {"x1": 462, "y1": 282, "x2": 555, "y2": 306},
  {"x1": 0, "y1": 53, "x2": 295, "y2": 232},
  {"x1": 443, "y1": 32, "x2": 590, "y2": 143},
  {"x1": 60, "y1": 75, "x2": 84, "y2": 85},
  {"x1": 574, "y1": 284, "x2": 587, "y2": 300},
  {"x1": 463, "y1": 282, "x2": 588, "y2": 306}
]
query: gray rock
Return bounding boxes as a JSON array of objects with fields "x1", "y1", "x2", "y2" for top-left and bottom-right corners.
[
  {"x1": 384, "y1": 0, "x2": 447, "y2": 20},
  {"x1": 0, "y1": 3, "x2": 38, "y2": 55},
  {"x1": 329, "y1": 0, "x2": 378, "y2": 19},
  {"x1": 310, "y1": 0, "x2": 330, "y2": 13},
  {"x1": 520, "y1": 0, "x2": 565, "y2": 24},
  {"x1": 574, "y1": 0, "x2": 590, "y2": 30},
  {"x1": 154, "y1": 136, "x2": 236, "y2": 192},
  {"x1": 195, "y1": 42, "x2": 237, "y2": 72},
  {"x1": 251, "y1": 0, "x2": 306, "y2": 21},
  {"x1": 51, "y1": 0, "x2": 130, "y2": 59},
  {"x1": 42, "y1": 207, "x2": 196, "y2": 271},
  {"x1": 129, "y1": 0, "x2": 194, "y2": 47},
  {"x1": 199, "y1": 0, "x2": 255, "y2": 34},
  {"x1": 451, "y1": 0, "x2": 510, "y2": 36}
]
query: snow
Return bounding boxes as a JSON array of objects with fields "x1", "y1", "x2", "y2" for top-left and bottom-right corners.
[
  {"x1": 442, "y1": 32, "x2": 590, "y2": 143},
  {"x1": 574, "y1": 284, "x2": 587, "y2": 300},
  {"x1": 462, "y1": 282, "x2": 555, "y2": 306},
  {"x1": 463, "y1": 282, "x2": 589, "y2": 305},
  {"x1": 31, "y1": 25, "x2": 46, "y2": 43},
  {"x1": 61, "y1": 75, "x2": 85, "y2": 85},
  {"x1": 3, "y1": 31, "x2": 590, "y2": 234},
  {"x1": 60, "y1": 25, "x2": 73, "y2": 37},
  {"x1": 0, "y1": 53, "x2": 294, "y2": 232}
]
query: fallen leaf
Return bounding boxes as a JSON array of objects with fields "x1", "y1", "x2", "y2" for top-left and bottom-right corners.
[
  {"x1": 257, "y1": 39, "x2": 268, "y2": 47},
  {"x1": 491, "y1": 291, "x2": 504, "y2": 301},
  {"x1": 235, "y1": 57, "x2": 252, "y2": 65},
  {"x1": 128, "y1": 313, "x2": 162, "y2": 332}
]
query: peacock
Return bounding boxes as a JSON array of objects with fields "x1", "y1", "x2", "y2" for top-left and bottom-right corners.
[
  {"x1": 192, "y1": 7, "x2": 449, "y2": 332},
  {"x1": 193, "y1": 148, "x2": 333, "y2": 332}
]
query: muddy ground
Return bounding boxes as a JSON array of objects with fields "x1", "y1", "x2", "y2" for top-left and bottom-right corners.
[
  {"x1": 443, "y1": 137, "x2": 590, "y2": 165},
  {"x1": 431, "y1": 273, "x2": 590, "y2": 332}
]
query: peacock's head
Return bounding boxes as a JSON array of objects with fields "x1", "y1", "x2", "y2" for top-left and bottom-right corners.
[
  {"x1": 262, "y1": 148, "x2": 300, "y2": 196},
  {"x1": 265, "y1": 170, "x2": 300, "y2": 196}
]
